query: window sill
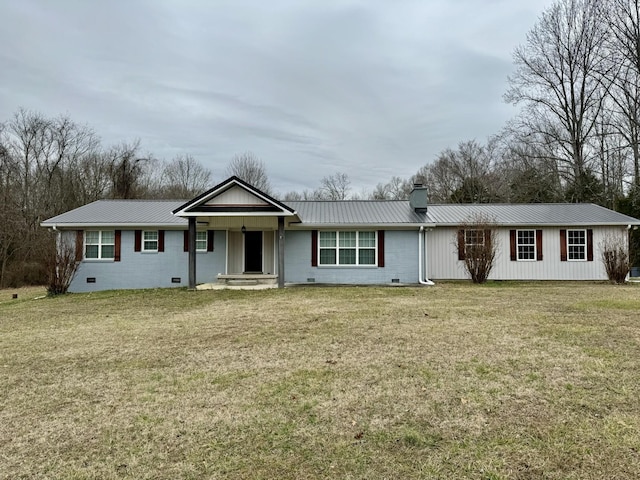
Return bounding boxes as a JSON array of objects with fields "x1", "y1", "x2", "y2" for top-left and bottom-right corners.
[
  {"x1": 317, "y1": 265, "x2": 378, "y2": 268},
  {"x1": 82, "y1": 258, "x2": 115, "y2": 263}
]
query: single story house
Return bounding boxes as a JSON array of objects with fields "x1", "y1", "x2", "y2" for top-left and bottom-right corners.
[{"x1": 41, "y1": 176, "x2": 640, "y2": 292}]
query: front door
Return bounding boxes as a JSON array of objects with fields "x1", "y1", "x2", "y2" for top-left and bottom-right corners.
[{"x1": 244, "y1": 231, "x2": 263, "y2": 273}]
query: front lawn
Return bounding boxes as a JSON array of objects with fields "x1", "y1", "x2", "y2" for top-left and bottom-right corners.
[{"x1": 1, "y1": 283, "x2": 639, "y2": 479}]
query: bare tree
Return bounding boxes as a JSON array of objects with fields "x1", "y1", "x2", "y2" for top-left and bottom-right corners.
[
  {"x1": 425, "y1": 140, "x2": 506, "y2": 203},
  {"x1": 456, "y1": 213, "x2": 498, "y2": 284},
  {"x1": 106, "y1": 140, "x2": 149, "y2": 199},
  {"x1": 225, "y1": 152, "x2": 272, "y2": 194},
  {"x1": 600, "y1": 232, "x2": 631, "y2": 283},
  {"x1": 371, "y1": 176, "x2": 413, "y2": 200},
  {"x1": 495, "y1": 129, "x2": 565, "y2": 203},
  {"x1": 160, "y1": 154, "x2": 213, "y2": 198},
  {"x1": 1, "y1": 109, "x2": 103, "y2": 286},
  {"x1": 315, "y1": 172, "x2": 351, "y2": 200},
  {"x1": 505, "y1": 0, "x2": 611, "y2": 202},
  {"x1": 46, "y1": 232, "x2": 79, "y2": 295},
  {"x1": 604, "y1": 0, "x2": 640, "y2": 186}
]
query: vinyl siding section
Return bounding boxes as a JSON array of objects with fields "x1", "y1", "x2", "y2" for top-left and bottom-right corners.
[
  {"x1": 284, "y1": 229, "x2": 419, "y2": 284},
  {"x1": 68, "y1": 230, "x2": 226, "y2": 292},
  {"x1": 426, "y1": 226, "x2": 627, "y2": 280}
]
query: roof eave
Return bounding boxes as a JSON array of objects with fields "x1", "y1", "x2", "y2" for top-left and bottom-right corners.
[
  {"x1": 432, "y1": 221, "x2": 640, "y2": 227},
  {"x1": 288, "y1": 222, "x2": 436, "y2": 229},
  {"x1": 40, "y1": 222, "x2": 187, "y2": 229},
  {"x1": 176, "y1": 211, "x2": 297, "y2": 217}
]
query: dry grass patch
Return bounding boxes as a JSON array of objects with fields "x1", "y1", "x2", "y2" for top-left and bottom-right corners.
[{"x1": 1, "y1": 283, "x2": 639, "y2": 479}]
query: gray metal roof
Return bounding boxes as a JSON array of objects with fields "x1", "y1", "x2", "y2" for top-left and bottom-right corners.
[
  {"x1": 41, "y1": 199, "x2": 640, "y2": 228},
  {"x1": 286, "y1": 201, "x2": 429, "y2": 226},
  {"x1": 41, "y1": 200, "x2": 188, "y2": 227},
  {"x1": 426, "y1": 203, "x2": 640, "y2": 226}
]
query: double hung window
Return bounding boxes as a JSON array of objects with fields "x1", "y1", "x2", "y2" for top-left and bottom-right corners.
[
  {"x1": 142, "y1": 231, "x2": 158, "y2": 252},
  {"x1": 567, "y1": 229, "x2": 586, "y2": 260},
  {"x1": 464, "y1": 229, "x2": 484, "y2": 255},
  {"x1": 85, "y1": 230, "x2": 115, "y2": 259},
  {"x1": 318, "y1": 231, "x2": 376, "y2": 266},
  {"x1": 196, "y1": 231, "x2": 208, "y2": 252},
  {"x1": 517, "y1": 230, "x2": 536, "y2": 261}
]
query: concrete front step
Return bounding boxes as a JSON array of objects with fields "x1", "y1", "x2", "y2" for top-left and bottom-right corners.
[{"x1": 217, "y1": 274, "x2": 278, "y2": 286}]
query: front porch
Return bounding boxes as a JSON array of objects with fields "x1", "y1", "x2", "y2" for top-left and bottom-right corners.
[{"x1": 172, "y1": 176, "x2": 299, "y2": 289}]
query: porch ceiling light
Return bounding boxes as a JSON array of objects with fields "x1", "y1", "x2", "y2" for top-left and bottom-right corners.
[{"x1": 241, "y1": 225, "x2": 246, "y2": 234}]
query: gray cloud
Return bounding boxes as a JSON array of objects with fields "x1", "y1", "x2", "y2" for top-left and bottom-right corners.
[{"x1": 0, "y1": 0, "x2": 554, "y2": 194}]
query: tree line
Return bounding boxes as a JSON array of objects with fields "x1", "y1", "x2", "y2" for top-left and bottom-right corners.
[{"x1": 3, "y1": 0, "x2": 640, "y2": 287}]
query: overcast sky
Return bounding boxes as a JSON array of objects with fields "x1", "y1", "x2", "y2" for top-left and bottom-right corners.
[{"x1": 1, "y1": 0, "x2": 554, "y2": 195}]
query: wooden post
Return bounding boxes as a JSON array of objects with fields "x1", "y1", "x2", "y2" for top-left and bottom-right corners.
[
  {"x1": 188, "y1": 217, "x2": 196, "y2": 290},
  {"x1": 278, "y1": 216, "x2": 285, "y2": 288}
]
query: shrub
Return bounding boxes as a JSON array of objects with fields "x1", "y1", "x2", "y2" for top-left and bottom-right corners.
[
  {"x1": 457, "y1": 213, "x2": 498, "y2": 284},
  {"x1": 46, "y1": 234, "x2": 79, "y2": 295},
  {"x1": 600, "y1": 234, "x2": 630, "y2": 284}
]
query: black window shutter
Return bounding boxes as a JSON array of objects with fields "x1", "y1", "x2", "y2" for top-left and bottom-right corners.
[
  {"x1": 560, "y1": 230, "x2": 567, "y2": 261},
  {"x1": 207, "y1": 230, "x2": 214, "y2": 252},
  {"x1": 536, "y1": 230, "x2": 543, "y2": 261},
  {"x1": 457, "y1": 229, "x2": 465, "y2": 261},
  {"x1": 158, "y1": 230, "x2": 165, "y2": 252},
  {"x1": 311, "y1": 230, "x2": 318, "y2": 266},
  {"x1": 377, "y1": 230, "x2": 385, "y2": 267},
  {"x1": 134, "y1": 230, "x2": 142, "y2": 252}
]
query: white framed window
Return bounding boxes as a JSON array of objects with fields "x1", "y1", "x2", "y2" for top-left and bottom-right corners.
[
  {"x1": 196, "y1": 231, "x2": 208, "y2": 252},
  {"x1": 517, "y1": 230, "x2": 536, "y2": 261},
  {"x1": 567, "y1": 229, "x2": 586, "y2": 261},
  {"x1": 85, "y1": 230, "x2": 115, "y2": 259},
  {"x1": 142, "y1": 231, "x2": 158, "y2": 252},
  {"x1": 319, "y1": 231, "x2": 377, "y2": 266},
  {"x1": 464, "y1": 229, "x2": 484, "y2": 253}
]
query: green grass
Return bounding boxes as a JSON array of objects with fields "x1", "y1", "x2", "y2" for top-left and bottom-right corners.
[{"x1": 1, "y1": 283, "x2": 640, "y2": 479}]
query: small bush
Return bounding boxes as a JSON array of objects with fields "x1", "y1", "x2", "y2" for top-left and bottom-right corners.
[
  {"x1": 600, "y1": 234, "x2": 630, "y2": 284},
  {"x1": 46, "y1": 235, "x2": 79, "y2": 295},
  {"x1": 457, "y1": 213, "x2": 498, "y2": 284}
]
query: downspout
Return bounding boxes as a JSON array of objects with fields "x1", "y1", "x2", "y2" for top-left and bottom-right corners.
[{"x1": 418, "y1": 226, "x2": 435, "y2": 286}]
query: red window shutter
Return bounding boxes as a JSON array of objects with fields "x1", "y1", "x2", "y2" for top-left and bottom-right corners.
[
  {"x1": 457, "y1": 229, "x2": 465, "y2": 261},
  {"x1": 536, "y1": 230, "x2": 543, "y2": 261},
  {"x1": 587, "y1": 229, "x2": 593, "y2": 261},
  {"x1": 134, "y1": 230, "x2": 142, "y2": 252},
  {"x1": 311, "y1": 230, "x2": 318, "y2": 266},
  {"x1": 560, "y1": 229, "x2": 567, "y2": 261},
  {"x1": 377, "y1": 230, "x2": 385, "y2": 267},
  {"x1": 183, "y1": 230, "x2": 189, "y2": 252},
  {"x1": 114, "y1": 230, "x2": 121, "y2": 262},
  {"x1": 484, "y1": 230, "x2": 492, "y2": 251},
  {"x1": 207, "y1": 230, "x2": 214, "y2": 252},
  {"x1": 75, "y1": 230, "x2": 84, "y2": 261},
  {"x1": 510, "y1": 230, "x2": 517, "y2": 261},
  {"x1": 158, "y1": 230, "x2": 165, "y2": 252}
]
